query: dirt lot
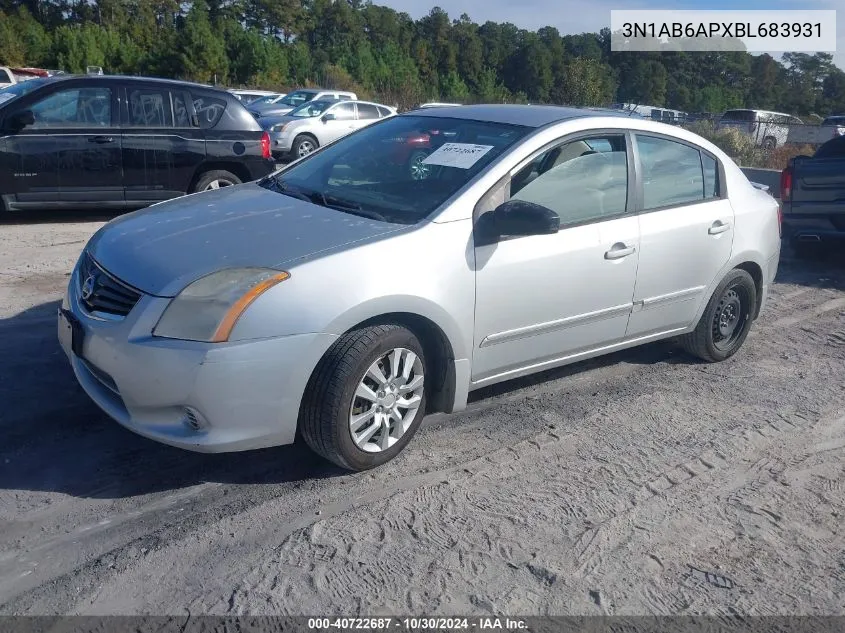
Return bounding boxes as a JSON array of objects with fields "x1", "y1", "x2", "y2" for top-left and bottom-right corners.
[{"x1": 0, "y1": 213, "x2": 843, "y2": 616}]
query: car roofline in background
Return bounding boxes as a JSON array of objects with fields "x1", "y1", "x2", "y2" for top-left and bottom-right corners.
[{"x1": 402, "y1": 103, "x2": 658, "y2": 129}]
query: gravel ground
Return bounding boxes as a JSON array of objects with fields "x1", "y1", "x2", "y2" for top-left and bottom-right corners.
[{"x1": 0, "y1": 212, "x2": 843, "y2": 616}]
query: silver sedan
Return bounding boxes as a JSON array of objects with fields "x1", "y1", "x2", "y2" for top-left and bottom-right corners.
[
  {"x1": 262, "y1": 99, "x2": 396, "y2": 160},
  {"x1": 59, "y1": 104, "x2": 781, "y2": 471}
]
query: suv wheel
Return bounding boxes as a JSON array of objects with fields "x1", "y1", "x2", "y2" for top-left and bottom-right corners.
[
  {"x1": 193, "y1": 170, "x2": 241, "y2": 193},
  {"x1": 300, "y1": 324, "x2": 427, "y2": 471},
  {"x1": 681, "y1": 269, "x2": 757, "y2": 363}
]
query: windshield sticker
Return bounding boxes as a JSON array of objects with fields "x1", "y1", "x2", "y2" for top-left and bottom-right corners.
[
  {"x1": 0, "y1": 93, "x2": 15, "y2": 104},
  {"x1": 422, "y1": 143, "x2": 494, "y2": 169}
]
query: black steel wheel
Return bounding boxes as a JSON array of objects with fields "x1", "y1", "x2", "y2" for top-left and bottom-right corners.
[{"x1": 681, "y1": 269, "x2": 757, "y2": 363}]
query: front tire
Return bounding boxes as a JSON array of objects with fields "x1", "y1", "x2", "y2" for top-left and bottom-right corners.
[
  {"x1": 681, "y1": 269, "x2": 757, "y2": 363},
  {"x1": 292, "y1": 134, "x2": 318, "y2": 159},
  {"x1": 300, "y1": 324, "x2": 427, "y2": 471}
]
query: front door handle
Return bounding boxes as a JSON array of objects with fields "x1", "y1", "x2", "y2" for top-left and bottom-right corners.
[
  {"x1": 88, "y1": 135, "x2": 114, "y2": 144},
  {"x1": 708, "y1": 221, "x2": 731, "y2": 235},
  {"x1": 605, "y1": 243, "x2": 636, "y2": 260}
]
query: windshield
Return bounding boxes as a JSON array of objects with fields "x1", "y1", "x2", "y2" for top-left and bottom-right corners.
[
  {"x1": 277, "y1": 91, "x2": 317, "y2": 108},
  {"x1": 0, "y1": 78, "x2": 50, "y2": 106},
  {"x1": 250, "y1": 95, "x2": 277, "y2": 106},
  {"x1": 259, "y1": 115, "x2": 530, "y2": 224},
  {"x1": 290, "y1": 100, "x2": 336, "y2": 118}
]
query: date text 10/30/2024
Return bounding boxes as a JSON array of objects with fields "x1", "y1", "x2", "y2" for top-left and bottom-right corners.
[{"x1": 307, "y1": 617, "x2": 529, "y2": 630}]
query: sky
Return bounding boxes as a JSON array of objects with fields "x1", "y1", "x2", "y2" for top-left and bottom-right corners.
[{"x1": 379, "y1": 0, "x2": 844, "y2": 71}]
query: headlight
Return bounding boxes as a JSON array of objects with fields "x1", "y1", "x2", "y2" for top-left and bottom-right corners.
[
  {"x1": 271, "y1": 122, "x2": 288, "y2": 133},
  {"x1": 153, "y1": 268, "x2": 290, "y2": 342}
]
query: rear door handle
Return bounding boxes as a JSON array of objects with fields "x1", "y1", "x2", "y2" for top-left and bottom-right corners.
[
  {"x1": 88, "y1": 135, "x2": 114, "y2": 144},
  {"x1": 709, "y1": 221, "x2": 731, "y2": 235},
  {"x1": 605, "y1": 243, "x2": 636, "y2": 260}
]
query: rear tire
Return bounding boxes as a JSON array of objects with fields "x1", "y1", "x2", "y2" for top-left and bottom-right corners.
[
  {"x1": 680, "y1": 269, "x2": 757, "y2": 363},
  {"x1": 300, "y1": 325, "x2": 427, "y2": 471},
  {"x1": 192, "y1": 169, "x2": 241, "y2": 193}
]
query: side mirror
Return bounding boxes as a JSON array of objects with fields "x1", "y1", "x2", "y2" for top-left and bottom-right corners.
[
  {"x1": 475, "y1": 199, "x2": 560, "y2": 245},
  {"x1": 322, "y1": 113, "x2": 336, "y2": 122},
  {"x1": 7, "y1": 109, "x2": 35, "y2": 131}
]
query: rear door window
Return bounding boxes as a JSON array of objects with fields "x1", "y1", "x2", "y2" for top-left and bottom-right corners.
[
  {"x1": 356, "y1": 104, "x2": 380, "y2": 120},
  {"x1": 636, "y1": 135, "x2": 705, "y2": 210},
  {"x1": 702, "y1": 154, "x2": 719, "y2": 198},
  {"x1": 128, "y1": 88, "x2": 172, "y2": 127},
  {"x1": 171, "y1": 91, "x2": 192, "y2": 127}
]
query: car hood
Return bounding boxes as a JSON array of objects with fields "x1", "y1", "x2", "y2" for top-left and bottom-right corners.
[
  {"x1": 261, "y1": 114, "x2": 295, "y2": 127},
  {"x1": 86, "y1": 183, "x2": 406, "y2": 297},
  {"x1": 251, "y1": 105, "x2": 294, "y2": 117}
]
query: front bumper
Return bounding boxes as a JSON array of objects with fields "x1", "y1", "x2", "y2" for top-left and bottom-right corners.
[
  {"x1": 269, "y1": 131, "x2": 293, "y2": 155},
  {"x1": 59, "y1": 263, "x2": 336, "y2": 453}
]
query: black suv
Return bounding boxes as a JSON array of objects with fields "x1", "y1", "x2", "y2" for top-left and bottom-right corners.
[{"x1": 0, "y1": 75, "x2": 277, "y2": 211}]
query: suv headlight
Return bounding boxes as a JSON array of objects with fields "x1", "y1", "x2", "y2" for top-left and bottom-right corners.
[
  {"x1": 271, "y1": 122, "x2": 289, "y2": 133},
  {"x1": 153, "y1": 268, "x2": 290, "y2": 342}
]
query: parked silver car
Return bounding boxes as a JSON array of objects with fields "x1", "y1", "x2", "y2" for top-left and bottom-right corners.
[
  {"x1": 261, "y1": 98, "x2": 397, "y2": 159},
  {"x1": 248, "y1": 88, "x2": 357, "y2": 119},
  {"x1": 59, "y1": 105, "x2": 781, "y2": 471}
]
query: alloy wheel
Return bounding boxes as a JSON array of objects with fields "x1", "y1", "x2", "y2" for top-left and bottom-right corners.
[
  {"x1": 349, "y1": 348, "x2": 424, "y2": 453},
  {"x1": 297, "y1": 140, "x2": 315, "y2": 157},
  {"x1": 204, "y1": 179, "x2": 235, "y2": 191}
]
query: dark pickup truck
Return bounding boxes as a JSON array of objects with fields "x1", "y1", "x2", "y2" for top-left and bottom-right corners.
[{"x1": 780, "y1": 135, "x2": 845, "y2": 249}]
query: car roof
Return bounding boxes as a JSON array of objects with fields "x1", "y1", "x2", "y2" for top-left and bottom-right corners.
[
  {"x1": 27, "y1": 74, "x2": 228, "y2": 94},
  {"x1": 406, "y1": 104, "x2": 646, "y2": 128},
  {"x1": 723, "y1": 108, "x2": 792, "y2": 117}
]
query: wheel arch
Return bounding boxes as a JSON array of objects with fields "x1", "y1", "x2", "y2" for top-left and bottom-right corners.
[
  {"x1": 350, "y1": 312, "x2": 458, "y2": 414},
  {"x1": 693, "y1": 252, "x2": 768, "y2": 327},
  {"x1": 307, "y1": 296, "x2": 473, "y2": 416},
  {"x1": 292, "y1": 132, "x2": 319, "y2": 148},
  {"x1": 734, "y1": 260, "x2": 764, "y2": 319}
]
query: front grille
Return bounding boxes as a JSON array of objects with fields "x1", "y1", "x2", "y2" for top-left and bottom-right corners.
[{"x1": 78, "y1": 252, "x2": 142, "y2": 318}]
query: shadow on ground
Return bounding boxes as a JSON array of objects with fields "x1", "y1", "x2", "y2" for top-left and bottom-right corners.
[
  {"x1": 0, "y1": 297, "x2": 687, "y2": 501},
  {"x1": 1, "y1": 241, "x2": 841, "y2": 500}
]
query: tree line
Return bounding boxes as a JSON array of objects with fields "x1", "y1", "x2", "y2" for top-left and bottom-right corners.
[{"x1": 1, "y1": 0, "x2": 843, "y2": 116}]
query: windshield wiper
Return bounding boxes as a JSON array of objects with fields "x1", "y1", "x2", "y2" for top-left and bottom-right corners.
[
  {"x1": 263, "y1": 178, "x2": 389, "y2": 221},
  {"x1": 320, "y1": 194, "x2": 388, "y2": 222},
  {"x1": 263, "y1": 178, "x2": 313, "y2": 203}
]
